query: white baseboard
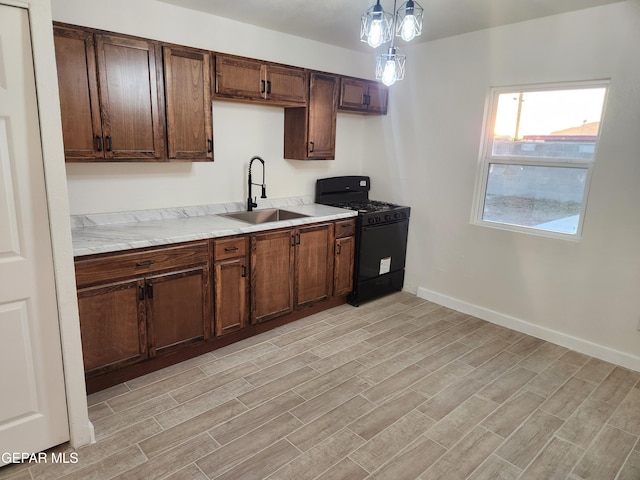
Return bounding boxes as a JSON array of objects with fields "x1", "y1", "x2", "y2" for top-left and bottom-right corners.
[
  {"x1": 88, "y1": 420, "x2": 95, "y2": 444},
  {"x1": 416, "y1": 287, "x2": 640, "y2": 373}
]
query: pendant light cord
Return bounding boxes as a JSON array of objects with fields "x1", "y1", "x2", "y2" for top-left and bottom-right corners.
[{"x1": 390, "y1": 0, "x2": 398, "y2": 50}]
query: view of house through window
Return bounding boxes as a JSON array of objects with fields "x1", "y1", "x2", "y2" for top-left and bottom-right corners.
[{"x1": 475, "y1": 84, "x2": 607, "y2": 237}]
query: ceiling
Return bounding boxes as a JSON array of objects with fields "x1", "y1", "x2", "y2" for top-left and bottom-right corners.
[{"x1": 158, "y1": 0, "x2": 625, "y2": 52}]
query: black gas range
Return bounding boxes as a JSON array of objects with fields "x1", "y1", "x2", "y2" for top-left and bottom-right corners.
[{"x1": 316, "y1": 176, "x2": 410, "y2": 306}]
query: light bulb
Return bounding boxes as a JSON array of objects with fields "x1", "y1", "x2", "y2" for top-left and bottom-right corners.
[
  {"x1": 381, "y1": 59, "x2": 397, "y2": 86},
  {"x1": 367, "y1": 19, "x2": 384, "y2": 48},
  {"x1": 400, "y1": 16, "x2": 417, "y2": 42}
]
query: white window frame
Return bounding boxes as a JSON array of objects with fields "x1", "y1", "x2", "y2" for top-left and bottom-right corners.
[{"x1": 471, "y1": 80, "x2": 609, "y2": 240}]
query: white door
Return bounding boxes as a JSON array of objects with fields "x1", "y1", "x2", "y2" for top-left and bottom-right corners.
[{"x1": 0, "y1": 4, "x2": 69, "y2": 464}]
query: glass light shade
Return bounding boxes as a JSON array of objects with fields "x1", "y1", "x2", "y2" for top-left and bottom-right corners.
[
  {"x1": 396, "y1": 0, "x2": 423, "y2": 42},
  {"x1": 360, "y1": 0, "x2": 393, "y2": 48},
  {"x1": 376, "y1": 47, "x2": 406, "y2": 86}
]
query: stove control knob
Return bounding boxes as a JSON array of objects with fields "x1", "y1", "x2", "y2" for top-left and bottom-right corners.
[
  {"x1": 367, "y1": 217, "x2": 374, "y2": 224},
  {"x1": 393, "y1": 213, "x2": 400, "y2": 219},
  {"x1": 384, "y1": 214, "x2": 391, "y2": 221}
]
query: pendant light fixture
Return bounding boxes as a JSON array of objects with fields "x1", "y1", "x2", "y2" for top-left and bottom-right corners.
[
  {"x1": 396, "y1": 0, "x2": 424, "y2": 42},
  {"x1": 376, "y1": 46, "x2": 406, "y2": 87},
  {"x1": 360, "y1": 0, "x2": 424, "y2": 86},
  {"x1": 360, "y1": 0, "x2": 393, "y2": 48}
]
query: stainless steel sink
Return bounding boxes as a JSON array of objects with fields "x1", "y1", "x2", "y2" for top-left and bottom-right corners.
[{"x1": 222, "y1": 208, "x2": 309, "y2": 224}]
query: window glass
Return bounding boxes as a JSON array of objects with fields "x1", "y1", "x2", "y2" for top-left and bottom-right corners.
[
  {"x1": 482, "y1": 164, "x2": 588, "y2": 234},
  {"x1": 492, "y1": 88, "x2": 606, "y2": 160},
  {"x1": 474, "y1": 83, "x2": 607, "y2": 237}
]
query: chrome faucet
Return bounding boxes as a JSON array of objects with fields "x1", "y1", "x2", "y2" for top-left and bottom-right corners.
[{"x1": 247, "y1": 156, "x2": 266, "y2": 211}]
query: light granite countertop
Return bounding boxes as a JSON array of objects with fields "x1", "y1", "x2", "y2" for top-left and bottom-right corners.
[{"x1": 71, "y1": 197, "x2": 357, "y2": 257}]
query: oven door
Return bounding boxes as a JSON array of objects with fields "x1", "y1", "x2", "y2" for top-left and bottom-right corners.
[{"x1": 357, "y1": 219, "x2": 409, "y2": 282}]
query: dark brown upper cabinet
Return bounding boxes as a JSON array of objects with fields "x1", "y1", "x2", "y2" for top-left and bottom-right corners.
[
  {"x1": 54, "y1": 25, "x2": 165, "y2": 161},
  {"x1": 214, "y1": 54, "x2": 307, "y2": 106},
  {"x1": 54, "y1": 23, "x2": 388, "y2": 164},
  {"x1": 284, "y1": 72, "x2": 339, "y2": 160},
  {"x1": 96, "y1": 34, "x2": 164, "y2": 160},
  {"x1": 53, "y1": 26, "x2": 103, "y2": 161},
  {"x1": 339, "y1": 77, "x2": 388, "y2": 115},
  {"x1": 163, "y1": 45, "x2": 213, "y2": 161}
]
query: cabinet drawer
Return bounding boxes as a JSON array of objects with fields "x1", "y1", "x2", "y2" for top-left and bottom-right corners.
[
  {"x1": 213, "y1": 236, "x2": 248, "y2": 261},
  {"x1": 335, "y1": 219, "x2": 356, "y2": 238},
  {"x1": 75, "y1": 241, "x2": 209, "y2": 287}
]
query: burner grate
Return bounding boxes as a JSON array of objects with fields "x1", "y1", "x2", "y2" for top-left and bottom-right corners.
[{"x1": 329, "y1": 200, "x2": 402, "y2": 214}]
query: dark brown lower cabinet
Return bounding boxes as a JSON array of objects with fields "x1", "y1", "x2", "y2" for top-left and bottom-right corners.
[
  {"x1": 334, "y1": 235, "x2": 355, "y2": 296},
  {"x1": 333, "y1": 219, "x2": 356, "y2": 296},
  {"x1": 295, "y1": 223, "x2": 334, "y2": 308},
  {"x1": 251, "y1": 229, "x2": 295, "y2": 324},
  {"x1": 76, "y1": 220, "x2": 354, "y2": 392},
  {"x1": 76, "y1": 279, "x2": 146, "y2": 372},
  {"x1": 145, "y1": 267, "x2": 210, "y2": 356},
  {"x1": 75, "y1": 241, "x2": 210, "y2": 375},
  {"x1": 213, "y1": 236, "x2": 249, "y2": 335},
  {"x1": 251, "y1": 223, "x2": 334, "y2": 324}
]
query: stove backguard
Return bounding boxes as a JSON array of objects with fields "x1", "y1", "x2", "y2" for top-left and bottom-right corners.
[{"x1": 315, "y1": 175, "x2": 371, "y2": 205}]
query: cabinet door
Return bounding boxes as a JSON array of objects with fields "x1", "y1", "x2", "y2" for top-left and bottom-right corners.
[
  {"x1": 77, "y1": 279, "x2": 147, "y2": 373},
  {"x1": 214, "y1": 257, "x2": 249, "y2": 335},
  {"x1": 334, "y1": 236, "x2": 355, "y2": 296},
  {"x1": 339, "y1": 78, "x2": 368, "y2": 111},
  {"x1": 163, "y1": 46, "x2": 213, "y2": 161},
  {"x1": 146, "y1": 266, "x2": 211, "y2": 356},
  {"x1": 339, "y1": 77, "x2": 388, "y2": 114},
  {"x1": 306, "y1": 73, "x2": 338, "y2": 159},
  {"x1": 285, "y1": 73, "x2": 338, "y2": 160},
  {"x1": 265, "y1": 65, "x2": 307, "y2": 105},
  {"x1": 295, "y1": 223, "x2": 333, "y2": 308},
  {"x1": 307, "y1": 73, "x2": 338, "y2": 159},
  {"x1": 251, "y1": 229, "x2": 294, "y2": 323},
  {"x1": 214, "y1": 55, "x2": 264, "y2": 100},
  {"x1": 53, "y1": 26, "x2": 103, "y2": 161},
  {"x1": 366, "y1": 82, "x2": 388, "y2": 114},
  {"x1": 96, "y1": 34, "x2": 164, "y2": 160}
]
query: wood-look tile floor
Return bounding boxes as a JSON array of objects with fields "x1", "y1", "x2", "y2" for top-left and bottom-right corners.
[{"x1": 3, "y1": 292, "x2": 640, "y2": 480}]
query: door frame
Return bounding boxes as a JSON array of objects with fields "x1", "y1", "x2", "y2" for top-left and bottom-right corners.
[{"x1": 2, "y1": 0, "x2": 92, "y2": 448}]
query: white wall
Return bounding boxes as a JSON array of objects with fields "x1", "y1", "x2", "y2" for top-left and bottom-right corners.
[
  {"x1": 365, "y1": 1, "x2": 640, "y2": 369},
  {"x1": 51, "y1": 0, "x2": 374, "y2": 214}
]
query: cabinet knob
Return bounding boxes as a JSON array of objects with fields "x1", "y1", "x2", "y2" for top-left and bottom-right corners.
[{"x1": 309, "y1": 141, "x2": 315, "y2": 153}]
